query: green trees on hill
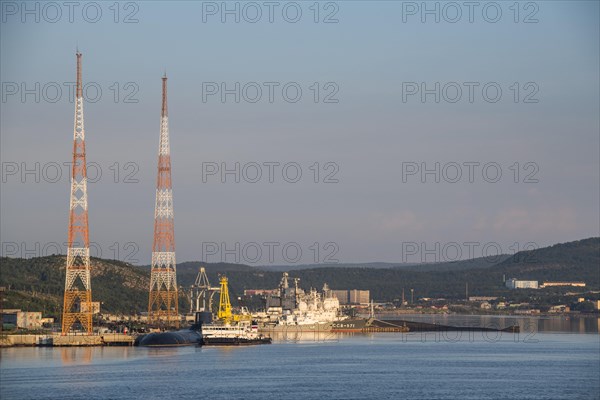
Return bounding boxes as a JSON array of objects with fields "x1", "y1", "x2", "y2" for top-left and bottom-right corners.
[{"x1": 1, "y1": 238, "x2": 598, "y2": 315}]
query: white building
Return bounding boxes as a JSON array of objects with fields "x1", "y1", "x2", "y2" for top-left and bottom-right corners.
[
  {"x1": 80, "y1": 301, "x2": 101, "y2": 314},
  {"x1": 540, "y1": 281, "x2": 586, "y2": 288},
  {"x1": 506, "y1": 278, "x2": 538, "y2": 289},
  {"x1": 1, "y1": 309, "x2": 43, "y2": 329}
]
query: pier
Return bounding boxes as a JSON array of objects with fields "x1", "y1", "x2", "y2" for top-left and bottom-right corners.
[{"x1": 0, "y1": 333, "x2": 135, "y2": 347}]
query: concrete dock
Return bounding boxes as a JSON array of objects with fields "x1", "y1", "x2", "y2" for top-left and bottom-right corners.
[{"x1": 0, "y1": 333, "x2": 135, "y2": 347}]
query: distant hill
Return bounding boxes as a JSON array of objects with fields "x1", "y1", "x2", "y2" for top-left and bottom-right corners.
[
  {"x1": 259, "y1": 257, "x2": 513, "y2": 272},
  {"x1": 400, "y1": 255, "x2": 513, "y2": 272},
  {"x1": 259, "y1": 262, "x2": 415, "y2": 272},
  {"x1": 495, "y1": 238, "x2": 600, "y2": 283},
  {"x1": 1, "y1": 238, "x2": 597, "y2": 316},
  {"x1": 0, "y1": 255, "x2": 149, "y2": 316}
]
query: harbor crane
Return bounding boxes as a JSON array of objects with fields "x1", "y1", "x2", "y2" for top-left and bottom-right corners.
[
  {"x1": 188, "y1": 267, "x2": 220, "y2": 314},
  {"x1": 216, "y1": 275, "x2": 252, "y2": 324}
]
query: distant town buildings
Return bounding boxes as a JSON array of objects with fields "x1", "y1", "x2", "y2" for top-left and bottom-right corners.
[
  {"x1": 80, "y1": 301, "x2": 101, "y2": 314},
  {"x1": 469, "y1": 296, "x2": 498, "y2": 302},
  {"x1": 505, "y1": 278, "x2": 539, "y2": 289},
  {"x1": 1, "y1": 309, "x2": 43, "y2": 329},
  {"x1": 350, "y1": 290, "x2": 370, "y2": 304},
  {"x1": 540, "y1": 281, "x2": 586, "y2": 288},
  {"x1": 505, "y1": 279, "x2": 588, "y2": 290},
  {"x1": 243, "y1": 289, "x2": 278, "y2": 296},
  {"x1": 332, "y1": 290, "x2": 370, "y2": 305},
  {"x1": 331, "y1": 290, "x2": 347, "y2": 303},
  {"x1": 549, "y1": 305, "x2": 570, "y2": 313}
]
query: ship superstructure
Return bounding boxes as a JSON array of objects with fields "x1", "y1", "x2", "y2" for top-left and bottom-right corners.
[
  {"x1": 200, "y1": 276, "x2": 271, "y2": 345},
  {"x1": 256, "y1": 273, "x2": 343, "y2": 331}
]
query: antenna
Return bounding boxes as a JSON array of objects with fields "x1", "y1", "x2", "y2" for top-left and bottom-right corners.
[
  {"x1": 62, "y1": 51, "x2": 93, "y2": 335},
  {"x1": 148, "y1": 74, "x2": 178, "y2": 328}
]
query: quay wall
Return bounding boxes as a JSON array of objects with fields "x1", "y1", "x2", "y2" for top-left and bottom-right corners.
[{"x1": 1, "y1": 333, "x2": 135, "y2": 347}]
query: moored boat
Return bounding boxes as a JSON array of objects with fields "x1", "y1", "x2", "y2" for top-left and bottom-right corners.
[
  {"x1": 200, "y1": 276, "x2": 272, "y2": 346},
  {"x1": 201, "y1": 321, "x2": 272, "y2": 345}
]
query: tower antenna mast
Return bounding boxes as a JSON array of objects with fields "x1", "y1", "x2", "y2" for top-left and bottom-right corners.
[
  {"x1": 148, "y1": 74, "x2": 179, "y2": 328},
  {"x1": 62, "y1": 51, "x2": 93, "y2": 335}
]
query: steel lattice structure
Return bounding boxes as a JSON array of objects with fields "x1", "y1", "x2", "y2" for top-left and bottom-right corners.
[
  {"x1": 188, "y1": 267, "x2": 220, "y2": 314},
  {"x1": 62, "y1": 52, "x2": 93, "y2": 335},
  {"x1": 148, "y1": 75, "x2": 179, "y2": 327}
]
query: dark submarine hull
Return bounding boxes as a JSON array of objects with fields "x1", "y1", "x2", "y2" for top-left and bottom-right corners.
[
  {"x1": 134, "y1": 329, "x2": 202, "y2": 347},
  {"x1": 378, "y1": 319, "x2": 520, "y2": 333},
  {"x1": 332, "y1": 318, "x2": 520, "y2": 333}
]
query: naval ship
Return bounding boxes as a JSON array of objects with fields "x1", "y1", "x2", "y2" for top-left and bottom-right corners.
[
  {"x1": 255, "y1": 273, "x2": 346, "y2": 333},
  {"x1": 200, "y1": 276, "x2": 272, "y2": 345},
  {"x1": 202, "y1": 319, "x2": 272, "y2": 345}
]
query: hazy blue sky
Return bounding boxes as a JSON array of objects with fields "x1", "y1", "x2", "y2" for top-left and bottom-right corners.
[{"x1": 1, "y1": 1, "x2": 598, "y2": 265}]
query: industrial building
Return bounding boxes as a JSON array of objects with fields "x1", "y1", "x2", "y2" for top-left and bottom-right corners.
[
  {"x1": 540, "y1": 281, "x2": 586, "y2": 288},
  {"x1": 505, "y1": 278, "x2": 539, "y2": 289},
  {"x1": 332, "y1": 290, "x2": 370, "y2": 305}
]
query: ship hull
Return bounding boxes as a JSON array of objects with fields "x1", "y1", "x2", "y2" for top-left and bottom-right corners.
[
  {"x1": 331, "y1": 319, "x2": 368, "y2": 332},
  {"x1": 202, "y1": 337, "x2": 272, "y2": 346},
  {"x1": 134, "y1": 329, "x2": 202, "y2": 347},
  {"x1": 259, "y1": 321, "x2": 333, "y2": 333},
  {"x1": 379, "y1": 319, "x2": 519, "y2": 333}
]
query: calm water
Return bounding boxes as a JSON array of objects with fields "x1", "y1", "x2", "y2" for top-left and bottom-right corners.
[
  {"x1": 378, "y1": 314, "x2": 600, "y2": 333},
  {"x1": 1, "y1": 319, "x2": 599, "y2": 400}
]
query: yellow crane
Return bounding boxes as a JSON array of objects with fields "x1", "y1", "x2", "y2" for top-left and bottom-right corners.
[
  {"x1": 217, "y1": 276, "x2": 232, "y2": 322},
  {"x1": 217, "y1": 276, "x2": 252, "y2": 324}
]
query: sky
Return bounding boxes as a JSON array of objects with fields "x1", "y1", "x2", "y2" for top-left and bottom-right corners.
[{"x1": 1, "y1": 1, "x2": 599, "y2": 266}]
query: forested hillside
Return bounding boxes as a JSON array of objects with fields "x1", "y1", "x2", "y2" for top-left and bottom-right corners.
[{"x1": 1, "y1": 238, "x2": 597, "y2": 316}]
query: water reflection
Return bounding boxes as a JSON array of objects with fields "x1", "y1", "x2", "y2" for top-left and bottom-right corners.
[
  {"x1": 268, "y1": 330, "x2": 339, "y2": 343},
  {"x1": 60, "y1": 347, "x2": 92, "y2": 365},
  {"x1": 140, "y1": 346, "x2": 188, "y2": 359},
  {"x1": 380, "y1": 314, "x2": 599, "y2": 334}
]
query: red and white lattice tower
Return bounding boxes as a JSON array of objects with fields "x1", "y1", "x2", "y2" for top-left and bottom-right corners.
[
  {"x1": 148, "y1": 74, "x2": 179, "y2": 327},
  {"x1": 62, "y1": 51, "x2": 93, "y2": 335}
]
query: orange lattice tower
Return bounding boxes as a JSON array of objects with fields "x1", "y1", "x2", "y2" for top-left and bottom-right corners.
[
  {"x1": 148, "y1": 75, "x2": 179, "y2": 328},
  {"x1": 61, "y1": 51, "x2": 93, "y2": 335}
]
